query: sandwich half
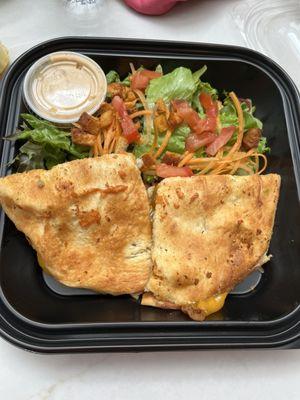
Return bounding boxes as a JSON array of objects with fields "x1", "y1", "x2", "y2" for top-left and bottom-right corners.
[
  {"x1": 143, "y1": 174, "x2": 281, "y2": 320},
  {"x1": 0, "y1": 154, "x2": 152, "y2": 295}
]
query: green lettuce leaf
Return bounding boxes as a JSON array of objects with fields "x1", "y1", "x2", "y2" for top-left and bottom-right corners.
[
  {"x1": 257, "y1": 136, "x2": 271, "y2": 154},
  {"x1": 121, "y1": 74, "x2": 131, "y2": 87},
  {"x1": 192, "y1": 65, "x2": 207, "y2": 84},
  {"x1": 191, "y1": 91, "x2": 204, "y2": 117},
  {"x1": 42, "y1": 144, "x2": 67, "y2": 169},
  {"x1": 198, "y1": 81, "x2": 218, "y2": 100},
  {"x1": 11, "y1": 141, "x2": 45, "y2": 172},
  {"x1": 220, "y1": 98, "x2": 263, "y2": 130},
  {"x1": 133, "y1": 125, "x2": 190, "y2": 159},
  {"x1": 16, "y1": 114, "x2": 86, "y2": 159},
  {"x1": 167, "y1": 125, "x2": 190, "y2": 154},
  {"x1": 106, "y1": 70, "x2": 120, "y2": 84},
  {"x1": 243, "y1": 107, "x2": 263, "y2": 131},
  {"x1": 220, "y1": 101, "x2": 238, "y2": 127},
  {"x1": 146, "y1": 67, "x2": 198, "y2": 106},
  {"x1": 8, "y1": 114, "x2": 89, "y2": 171},
  {"x1": 21, "y1": 113, "x2": 63, "y2": 132}
]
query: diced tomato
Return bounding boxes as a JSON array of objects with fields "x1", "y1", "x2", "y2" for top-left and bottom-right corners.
[
  {"x1": 172, "y1": 99, "x2": 217, "y2": 135},
  {"x1": 172, "y1": 100, "x2": 206, "y2": 135},
  {"x1": 171, "y1": 99, "x2": 190, "y2": 117},
  {"x1": 131, "y1": 69, "x2": 162, "y2": 91},
  {"x1": 199, "y1": 92, "x2": 218, "y2": 117},
  {"x1": 156, "y1": 163, "x2": 193, "y2": 178},
  {"x1": 201, "y1": 116, "x2": 217, "y2": 133},
  {"x1": 112, "y1": 95, "x2": 140, "y2": 143},
  {"x1": 185, "y1": 132, "x2": 216, "y2": 152},
  {"x1": 141, "y1": 70, "x2": 162, "y2": 79},
  {"x1": 206, "y1": 126, "x2": 236, "y2": 156},
  {"x1": 131, "y1": 72, "x2": 149, "y2": 91},
  {"x1": 185, "y1": 110, "x2": 206, "y2": 135},
  {"x1": 199, "y1": 92, "x2": 218, "y2": 131}
]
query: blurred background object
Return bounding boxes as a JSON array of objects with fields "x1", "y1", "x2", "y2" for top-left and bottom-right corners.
[
  {"x1": 63, "y1": 0, "x2": 105, "y2": 24},
  {"x1": 0, "y1": 42, "x2": 9, "y2": 78},
  {"x1": 124, "y1": 0, "x2": 188, "y2": 15}
]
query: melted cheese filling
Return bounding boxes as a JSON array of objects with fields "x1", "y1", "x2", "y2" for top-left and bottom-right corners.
[{"x1": 197, "y1": 293, "x2": 227, "y2": 316}]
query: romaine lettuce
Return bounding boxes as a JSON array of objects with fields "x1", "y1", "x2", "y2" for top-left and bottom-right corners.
[
  {"x1": 146, "y1": 67, "x2": 198, "y2": 106},
  {"x1": 133, "y1": 125, "x2": 190, "y2": 159},
  {"x1": 8, "y1": 114, "x2": 89, "y2": 171},
  {"x1": 220, "y1": 98, "x2": 263, "y2": 130}
]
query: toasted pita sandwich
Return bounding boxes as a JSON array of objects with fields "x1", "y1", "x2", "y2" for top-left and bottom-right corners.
[
  {"x1": 0, "y1": 154, "x2": 152, "y2": 295},
  {"x1": 142, "y1": 174, "x2": 281, "y2": 321}
]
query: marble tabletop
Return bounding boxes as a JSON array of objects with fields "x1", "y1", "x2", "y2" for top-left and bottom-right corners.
[{"x1": 0, "y1": 0, "x2": 300, "y2": 399}]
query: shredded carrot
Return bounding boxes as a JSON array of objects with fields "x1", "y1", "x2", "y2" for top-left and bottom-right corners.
[
  {"x1": 154, "y1": 129, "x2": 172, "y2": 159},
  {"x1": 149, "y1": 122, "x2": 158, "y2": 155},
  {"x1": 129, "y1": 110, "x2": 153, "y2": 119},
  {"x1": 227, "y1": 92, "x2": 244, "y2": 155},
  {"x1": 133, "y1": 89, "x2": 147, "y2": 107},
  {"x1": 229, "y1": 160, "x2": 241, "y2": 175},
  {"x1": 240, "y1": 163, "x2": 255, "y2": 174},
  {"x1": 188, "y1": 149, "x2": 256, "y2": 166},
  {"x1": 125, "y1": 98, "x2": 139, "y2": 108},
  {"x1": 97, "y1": 133, "x2": 103, "y2": 155},
  {"x1": 134, "y1": 89, "x2": 152, "y2": 144},
  {"x1": 93, "y1": 141, "x2": 99, "y2": 157},
  {"x1": 178, "y1": 152, "x2": 195, "y2": 167},
  {"x1": 188, "y1": 149, "x2": 262, "y2": 175},
  {"x1": 253, "y1": 153, "x2": 259, "y2": 172},
  {"x1": 198, "y1": 150, "x2": 223, "y2": 175},
  {"x1": 197, "y1": 160, "x2": 215, "y2": 175},
  {"x1": 129, "y1": 62, "x2": 136, "y2": 75},
  {"x1": 109, "y1": 137, "x2": 116, "y2": 153},
  {"x1": 103, "y1": 129, "x2": 113, "y2": 154},
  {"x1": 257, "y1": 153, "x2": 267, "y2": 174}
]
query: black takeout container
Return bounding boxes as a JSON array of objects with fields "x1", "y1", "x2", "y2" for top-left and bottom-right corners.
[{"x1": 0, "y1": 37, "x2": 299, "y2": 352}]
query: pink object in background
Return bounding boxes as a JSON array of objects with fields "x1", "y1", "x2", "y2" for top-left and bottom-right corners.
[{"x1": 124, "y1": 0, "x2": 188, "y2": 15}]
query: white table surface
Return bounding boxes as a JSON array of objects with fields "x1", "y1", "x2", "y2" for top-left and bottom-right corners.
[{"x1": 1, "y1": 0, "x2": 300, "y2": 399}]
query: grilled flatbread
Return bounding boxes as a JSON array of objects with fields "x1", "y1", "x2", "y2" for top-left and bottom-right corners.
[
  {"x1": 0, "y1": 154, "x2": 152, "y2": 295},
  {"x1": 143, "y1": 174, "x2": 281, "y2": 320}
]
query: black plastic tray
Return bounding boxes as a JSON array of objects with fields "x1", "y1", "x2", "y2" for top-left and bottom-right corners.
[{"x1": 0, "y1": 37, "x2": 300, "y2": 352}]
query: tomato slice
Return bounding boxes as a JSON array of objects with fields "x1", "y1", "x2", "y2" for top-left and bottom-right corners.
[
  {"x1": 206, "y1": 126, "x2": 236, "y2": 156},
  {"x1": 131, "y1": 69, "x2": 162, "y2": 90},
  {"x1": 185, "y1": 132, "x2": 216, "y2": 152},
  {"x1": 111, "y1": 95, "x2": 140, "y2": 143},
  {"x1": 156, "y1": 163, "x2": 193, "y2": 178}
]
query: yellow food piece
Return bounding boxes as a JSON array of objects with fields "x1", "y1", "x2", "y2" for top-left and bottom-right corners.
[
  {"x1": 37, "y1": 253, "x2": 49, "y2": 273},
  {"x1": 37, "y1": 253, "x2": 44, "y2": 269},
  {"x1": 197, "y1": 293, "x2": 227, "y2": 317}
]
